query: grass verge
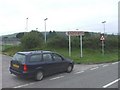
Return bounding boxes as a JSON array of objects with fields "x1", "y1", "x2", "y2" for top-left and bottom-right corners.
[{"x1": 1, "y1": 45, "x2": 119, "y2": 64}]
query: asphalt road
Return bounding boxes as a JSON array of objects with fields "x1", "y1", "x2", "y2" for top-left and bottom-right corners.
[{"x1": 1, "y1": 54, "x2": 119, "y2": 88}]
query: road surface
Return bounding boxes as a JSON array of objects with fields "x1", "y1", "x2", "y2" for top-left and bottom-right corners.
[{"x1": 1, "y1": 54, "x2": 119, "y2": 88}]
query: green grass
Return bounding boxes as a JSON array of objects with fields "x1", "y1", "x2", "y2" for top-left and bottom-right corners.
[
  {"x1": 1, "y1": 45, "x2": 119, "y2": 64},
  {"x1": 2, "y1": 45, "x2": 21, "y2": 56},
  {"x1": 47, "y1": 48, "x2": 118, "y2": 64},
  {"x1": 32, "y1": 47, "x2": 119, "y2": 64},
  {"x1": 1, "y1": 45, "x2": 12, "y2": 51},
  {"x1": 73, "y1": 52, "x2": 118, "y2": 64}
]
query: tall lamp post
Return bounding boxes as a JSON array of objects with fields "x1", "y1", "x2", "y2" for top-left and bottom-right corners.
[
  {"x1": 36, "y1": 28, "x2": 38, "y2": 31},
  {"x1": 26, "y1": 17, "x2": 29, "y2": 32},
  {"x1": 102, "y1": 21, "x2": 106, "y2": 34},
  {"x1": 44, "y1": 18, "x2": 48, "y2": 43}
]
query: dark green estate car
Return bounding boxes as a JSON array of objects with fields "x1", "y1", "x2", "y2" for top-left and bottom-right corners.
[{"x1": 9, "y1": 51, "x2": 74, "y2": 81}]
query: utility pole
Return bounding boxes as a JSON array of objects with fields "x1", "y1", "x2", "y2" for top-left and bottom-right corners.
[
  {"x1": 102, "y1": 21, "x2": 106, "y2": 35},
  {"x1": 44, "y1": 18, "x2": 48, "y2": 43},
  {"x1": 26, "y1": 17, "x2": 29, "y2": 32}
]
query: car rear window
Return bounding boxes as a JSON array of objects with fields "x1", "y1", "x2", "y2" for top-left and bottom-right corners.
[{"x1": 12, "y1": 53, "x2": 26, "y2": 64}]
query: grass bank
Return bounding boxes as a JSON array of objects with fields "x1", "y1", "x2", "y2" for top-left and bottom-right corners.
[
  {"x1": 2, "y1": 45, "x2": 119, "y2": 64},
  {"x1": 43, "y1": 48, "x2": 118, "y2": 64}
]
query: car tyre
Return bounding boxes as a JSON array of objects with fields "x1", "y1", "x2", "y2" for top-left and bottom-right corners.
[
  {"x1": 66, "y1": 64, "x2": 73, "y2": 73},
  {"x1": 35, "y1": 71, "x2": 44, "y2": 81}
]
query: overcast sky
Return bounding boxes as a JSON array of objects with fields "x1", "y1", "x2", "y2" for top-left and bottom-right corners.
[{"x1": 0, "y1": 0, "x2": 119, "y2": 36}]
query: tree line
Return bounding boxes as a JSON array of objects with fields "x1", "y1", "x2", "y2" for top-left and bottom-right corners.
[{"x1": 16, "y1": 30, "x2": 118, "y2": 51}]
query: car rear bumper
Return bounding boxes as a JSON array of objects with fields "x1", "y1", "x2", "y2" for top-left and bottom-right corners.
[{"x1": 9, "y1": 67, "x2": 35, "y2": 78}]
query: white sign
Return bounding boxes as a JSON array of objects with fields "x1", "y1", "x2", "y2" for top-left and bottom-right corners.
[
  {"x1": 66, "y1": 31, "x2": 84, "y2": 36},
  {"x1": 100, "y1": 35, "x2": 105, "y2": 41},
  {"x1": 66, "y1": 31, "x2": 84, "y2": 57}
]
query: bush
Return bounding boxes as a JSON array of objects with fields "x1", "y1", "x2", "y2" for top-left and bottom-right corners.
[
  {"x1": 83, "y1": 37, "x2": 100, "y2": 49},
  {"x1": 21, "y1": 31, "x2": 43, "y2": 50},
  {"x1": 16, "y1": 32, "x2": 25, "y2": 39},
  {"x1": 70, "y1": 35, "x2": 100, "y2": 49},
  {"x1": 105, "y1": 35, "x2": 118, "y2": 50},
  {"x1": 47, "y1": 34, "x2": 68, "y2": 48},
  {"x1": 71, "y1": 36, "x2": 80, "y2": 49}
]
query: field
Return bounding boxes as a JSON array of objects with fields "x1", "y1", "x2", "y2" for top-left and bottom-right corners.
[{"x1": 2, "y1": 45, "x2": 119, "y2": 64}]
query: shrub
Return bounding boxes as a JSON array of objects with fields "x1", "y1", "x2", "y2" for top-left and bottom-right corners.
[
  {"x1": 21, "y1": 31, "x2": 43, "y2": 50},
  {"x1": 47, "y1": 34, "x2": 68, "y2": 48}
]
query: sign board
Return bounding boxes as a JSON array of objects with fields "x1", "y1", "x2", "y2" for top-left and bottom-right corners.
[
  {"x1": 66, "y1": 31, "x2": 84, "y2": 36},
  {"x1": 66, "y1": 31, "x2": 84, "y2": 57},
  {"x1": 100, "y1": 35, "x2": 105, "y2": 41}
]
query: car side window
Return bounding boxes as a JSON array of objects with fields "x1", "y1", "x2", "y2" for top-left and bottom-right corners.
[
  {"x1": 43, "y1": 54, "x2": 53, "y2": 62},
  {"x1": 29, "y1": 54, "x2": 42, "y2": 63},
  {"x1": 52, "y1": 53, "x2": 63, "y2": 62}
]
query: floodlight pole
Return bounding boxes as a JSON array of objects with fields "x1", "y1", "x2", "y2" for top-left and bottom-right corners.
[
  {"x1": 26, "y1": 18, "x2": 29, "y2": 32},
  {"x1": 102, "y1": 21, "x2": 106, "y2": 35},
  {"x1": 44, "y1": 18, "x2": 48, "y2": 43},
  {"x1": 36, "y1": 28, "x2": 38, "y2": 31}
]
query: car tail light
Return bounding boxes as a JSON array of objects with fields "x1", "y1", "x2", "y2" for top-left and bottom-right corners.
[{"x1": 23, "y1": 64, "x2": 28, "y2": 72}]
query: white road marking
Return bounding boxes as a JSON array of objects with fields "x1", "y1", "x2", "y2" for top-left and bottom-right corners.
[
  {"x1": 74, "y1": 71, "x2": 84, "y2": 74},
  {"x1": 102, "y1": 64, "x2": 109, "y2": 67},
  {"x1": 50, "y1": 76, "x2": 64, "y2": 80},
  {"x1": 90, "y1": 67, "x2": 99, "y2": 70},
  {"x1": 13, "y1": 82, "x2": 34, "y2": 88},
  {"x1": 103, "y1": 78, "x2": 120, "y2": 88},
  {"x1": 112, "y1": 62, "x2": 118, "y2": 65},
  {"x1": 99, "y1": 64, "x2": 104, "y2": 66}
]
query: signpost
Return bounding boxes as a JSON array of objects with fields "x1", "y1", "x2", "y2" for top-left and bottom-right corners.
[
  {"x1": 80, "y1": 35, "x2": 83, "y2": 57},
  {"x1": 100, "y1": 35, "x2": 105, "y2": 55},
  {"x1": 66, "y1": 31, "x2": 84, "y2": 57}
]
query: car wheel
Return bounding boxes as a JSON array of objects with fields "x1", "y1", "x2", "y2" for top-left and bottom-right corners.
[
  {"x1": 35, "y1": 71, "x2": 44, "y2": 81},
  {"x1": 67, "y1": 64, "x2": 73, "y2": 73}
]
